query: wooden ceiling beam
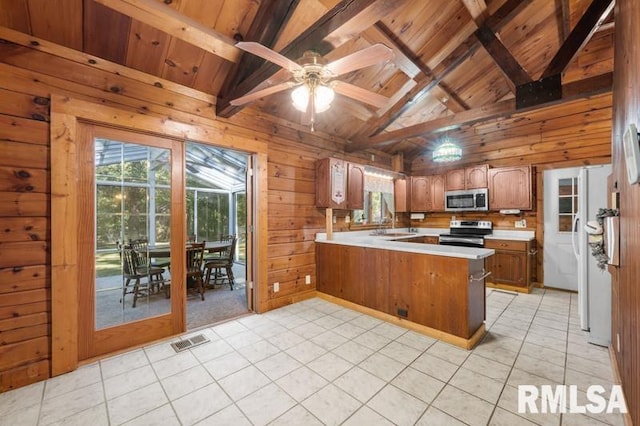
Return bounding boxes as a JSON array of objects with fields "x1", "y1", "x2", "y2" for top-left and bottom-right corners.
[
  {"x1": 361, "y1": 0, "x2": 532, "y2": 138},
  {"x1": 541, "y1": 0, "x2": 615, "y2": 79},
  {"x1": 94, "y1": 0, "x2": 241, "y2": 63},
  {"x1": 474, "y1": 25, "x2": 532, "y2": 89},
  {"x1": 218, "y1": 0, "x2": 300, "y2": 104},
  {"x1": 345, "y1": 72, "x2": 612, "y2": 152},
  {"x1": 555, "y1": 0, "x2": 572, "y2": 41},
  {"x1": 217, "y1": 0, "x2": 405, "y2": 118},
  {"x1": 461, "y1": 0, "x2": 488, "y2": 25}
]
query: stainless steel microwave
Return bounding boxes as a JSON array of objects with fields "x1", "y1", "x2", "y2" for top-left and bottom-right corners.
[{"x1": 445, "y1": 188, "x2": 489, "y2": 212}]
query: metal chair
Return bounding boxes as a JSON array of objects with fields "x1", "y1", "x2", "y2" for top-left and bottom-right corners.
[
  {"x1": 203, "y1": 235, "x2": 237, "y2": 290},
  {"x1": 186, "y1": 242, "x2": 206, "y2": 300}
]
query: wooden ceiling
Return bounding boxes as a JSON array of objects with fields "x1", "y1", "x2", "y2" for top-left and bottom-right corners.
[{"x1": 0, "y1": 0, "x2": 614, "y2": 164}]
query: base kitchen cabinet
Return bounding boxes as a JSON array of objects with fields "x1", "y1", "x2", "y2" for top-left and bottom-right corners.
[
  {"x1": 485, "y1": 239, "x2": 536, "y2": 292},
  {"x1": 316, "y1": 241, "x2": 487, "y2": 347}
]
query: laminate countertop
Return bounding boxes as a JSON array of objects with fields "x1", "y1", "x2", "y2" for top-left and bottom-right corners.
[{"x1": 315, "y1": 229, "x2": 494, "y2": 260}]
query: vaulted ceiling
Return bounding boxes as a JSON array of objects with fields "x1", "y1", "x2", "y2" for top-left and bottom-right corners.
[{"x1": 0, "y1": 0, "x2": 614, "y2": 165}]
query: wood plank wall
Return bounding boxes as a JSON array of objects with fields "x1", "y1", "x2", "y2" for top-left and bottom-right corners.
[
  {"x1": 611, "y1": 0, "x2": 640, "y2": 423},
  {"x1": 0, "y1": 85, "x2": 51, "y2": 390},
  {"x1": 406, "y1": 94, "x2": 612, "y2": 286},
  {"x1": 0, "y1": 39, "x2": 383, "y2": 390},
  {"x1": 0, "y1": 33, "x2": 615, "y2": 392}
]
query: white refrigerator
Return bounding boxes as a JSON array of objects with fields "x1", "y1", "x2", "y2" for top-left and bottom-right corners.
[{"x1": 571, "y1": 165, "x2": 611, "y2": 347}]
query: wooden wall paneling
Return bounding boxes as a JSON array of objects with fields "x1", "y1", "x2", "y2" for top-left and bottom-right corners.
[
  {"x1": 0, "y1": 44, "x2": 216, "y2": 119},
  {"x1": 611, "y1": 0, "x2": 640, "y2": 423},
  {"x1": 83, "y1": 0, "x2": 132, "y2": 64},
  {"x1": 0, "y1": 116, "x2": 49, "y2": 146},
  {"x1": 0, "y1": 87, "x2": 50, "y2": 121},
  {"x1": 0, "y1": 26, "x2": 215, "y2": 104},
  {"x1": 0, "y1": 0, "x2": 31, "y2": 33},
  {"x1": 161, "y1": 38, "x2": 204, "y2": 87},
  {"x1": 27, "y1": 0, "x2": 83, "y2": 51},
  {"x1": 0, "y1": 166, "x2": 48, "y2": 194}
]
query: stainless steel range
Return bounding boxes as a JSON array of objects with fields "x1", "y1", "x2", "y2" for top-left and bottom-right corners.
[{"x1": 439, "y1": 220, "x2": 492, "y2": 248}]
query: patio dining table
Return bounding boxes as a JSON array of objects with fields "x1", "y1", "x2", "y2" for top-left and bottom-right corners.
[{"x1": 146, "y1": 241, "x2": 232, "y2": 259}]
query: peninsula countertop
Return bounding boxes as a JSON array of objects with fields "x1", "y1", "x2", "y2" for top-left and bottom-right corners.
[{"x1": 315, "y1": 228, "x2": 494, "y2": 260}]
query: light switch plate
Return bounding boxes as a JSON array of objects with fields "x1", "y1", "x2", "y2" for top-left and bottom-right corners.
[
  {"x1": 305, "y1": 275, "x2": 311, "y2": 285},
  {"x1": 515, "y1": 219, "x2": 527, "y2": 228},
  {"x1": 273, "y1": 282, "x2": 279, "y2": 292}
]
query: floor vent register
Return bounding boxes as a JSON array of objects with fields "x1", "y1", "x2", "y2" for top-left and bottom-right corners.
[{"x1": 170, "y1": 334, "x2": 210, "y2": 353}]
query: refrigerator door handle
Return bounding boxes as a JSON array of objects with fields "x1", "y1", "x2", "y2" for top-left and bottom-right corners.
[{"x1": 571, "y1": 213, "x2": 580, "y2": 260}]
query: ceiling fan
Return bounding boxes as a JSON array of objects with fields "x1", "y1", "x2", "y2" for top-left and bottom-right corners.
[{"x1": 230, "y1": 42, "x2": 394, "y2": 130}]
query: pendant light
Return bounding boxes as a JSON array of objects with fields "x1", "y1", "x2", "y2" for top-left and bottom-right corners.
[{"x1": 432, "y1": 135, "x2": 462, "y2": 163}]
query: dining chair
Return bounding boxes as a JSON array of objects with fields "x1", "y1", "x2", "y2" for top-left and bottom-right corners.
[
  {"x1": 203, "y1": 234, "x2": 234, "y2": 262},
  {"x1": 203, "y1": 235, "x2": 237, "y2": 290},
  {"x1": 186, "y1": 242, "x2": 206, "y2": 300},
  {"x1": 129, "y1": 237, "x2": 170, "y2": 272},
  {"x1": 119, "y1": 243, "x2": 167, "y2": 308}
]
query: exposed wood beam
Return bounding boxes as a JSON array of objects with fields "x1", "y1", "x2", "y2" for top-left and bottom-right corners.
[
  {"x1": 555, "y1": 0, "x2": 572, "y2": 41},
  {"x1": 345, "y1": 72, "x2": 612, "y2": 152},
  {"x1": 483, "y1": 0, "x2": 533, "y2": 29},
  {"x1": 217, "y1": 0, "x2": 406, "y2": 118},
  {"x1": 361, "y1": 23, "x2": 420, "y2": 78},
  {"x1": 361, "y1": 0, "x2": 532, "y2": 138},
  {"x1": 475, "y1": 25, "x2": 532, "y2": 88},
  {"x1": 94, "y1": 0, "x2": 241, "y2": 63},
  {"x1": 461, "y1": 0, "x2": 488, "y2": 25},
  {"x1": 219, "y1": 0, "x2": 300, "y2": 103},
  {"x1": 541, "y1": 0, "x2": 615, "y2": 78},
  {"x1": 362, "y1": 22, "x2": 469, "y2": 114}
]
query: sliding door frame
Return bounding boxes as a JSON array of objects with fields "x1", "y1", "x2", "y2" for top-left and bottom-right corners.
[{"x1": 51, "y1": 96, "x2": 268, "y2": 375}]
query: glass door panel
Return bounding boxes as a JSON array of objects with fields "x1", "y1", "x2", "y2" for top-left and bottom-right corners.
[{"x1": 94, "y1": 140, "x2": 172, "y2": 328}]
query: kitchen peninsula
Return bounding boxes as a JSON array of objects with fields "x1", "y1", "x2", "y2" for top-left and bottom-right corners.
[{"x1": 315, "y1": 229, "x2": 494, "y2": 349}]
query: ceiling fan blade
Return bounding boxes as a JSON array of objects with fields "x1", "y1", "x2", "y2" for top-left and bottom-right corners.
[
  {"x1": 332, "y1": 81, "x2": 390, "y2": 109},
  {"x1": 325, "y1": 43, "x2": 394, "y2": 77},
  {"x1": 230, "y1": 81, "x2": 297, "y2": 106},
  {"x1": 236, "y1": 41, "x2": 303, "y2": 72}
]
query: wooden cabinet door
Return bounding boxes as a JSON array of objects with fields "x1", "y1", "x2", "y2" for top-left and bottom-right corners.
[
  {"x1": 488, "y1": 165, "x2": 532, "y2": 210},
  {"x1": 347, "y1": 162, "x2": 365, "y2": 209},
  {"x1": 487, "y1": 251, "x2": 527, "y2": 286},
  {"x1": 431, "y1": 174, "x2": 445, "y2": 211},
  {"x1": 424, "y1": 236, "x2": 439, "y2": 244},
  {"x1": 394, "y1": 178, "x2": 408, "y2": 213},
  {"x1": 445, "y1": 169, "x2": 465, "y2": 191},
  {"x1": 315, "y1": 158, "x2": 348, "y2": 209},
  {"x1": 410, "y1": 176, "x2": 430, "y2": 211},
  {"x1": 466, "y1": 164, "x2": 488, "y2": 188}
]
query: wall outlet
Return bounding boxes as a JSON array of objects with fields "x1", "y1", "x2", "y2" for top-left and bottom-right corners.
[
  {"x1": 273, "y1": 282, "x2": 279, "y2": 292},
  {"x1": 515, "y1": 219, "x2": 527, "y2": 228},
  {"x1": 305, "y1": 275, "x2": 311, "y2": 285}
]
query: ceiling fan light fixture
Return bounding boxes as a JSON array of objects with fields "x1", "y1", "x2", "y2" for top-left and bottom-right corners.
[
  {"x1": 291, "y1": 83, "x2": 334, "y2": 113},
  {"x1": 432, "y1": 139, "x2": 462, "y2": 163}
]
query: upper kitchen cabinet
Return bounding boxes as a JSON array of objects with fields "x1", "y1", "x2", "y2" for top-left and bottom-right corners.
[
  {"x1": 316, "y1": 158, "x2": 364, "y2": 209},
  {"x1": 409, "y1": 175, "x2": 445, "y2": 212},
  {"x1": 488, "y1": 165, "x2": 533, "y2": 210},
  {"x1": 394, "y1": 178, "x2": 408, "y2": 213},
  {"x1": 445, "y1": 165, "x2": 488, "y2": 191}
]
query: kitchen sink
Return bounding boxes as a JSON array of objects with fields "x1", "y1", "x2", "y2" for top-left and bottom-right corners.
[{"x1": 370, "y1": 232, "x2": 415, "y2": 237}]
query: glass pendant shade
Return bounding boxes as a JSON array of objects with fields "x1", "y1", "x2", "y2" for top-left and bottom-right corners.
[
  {"x1": 432, "y1": 140, "x2": 462, "y2": 162},
  {"x1": 291, "y1": 84, "x2": 334, "y2": 113}
]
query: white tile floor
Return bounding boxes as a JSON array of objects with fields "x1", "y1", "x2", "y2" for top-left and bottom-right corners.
[{"x1": 0, "y1": 288, "x2": 626, "y2": 426}]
